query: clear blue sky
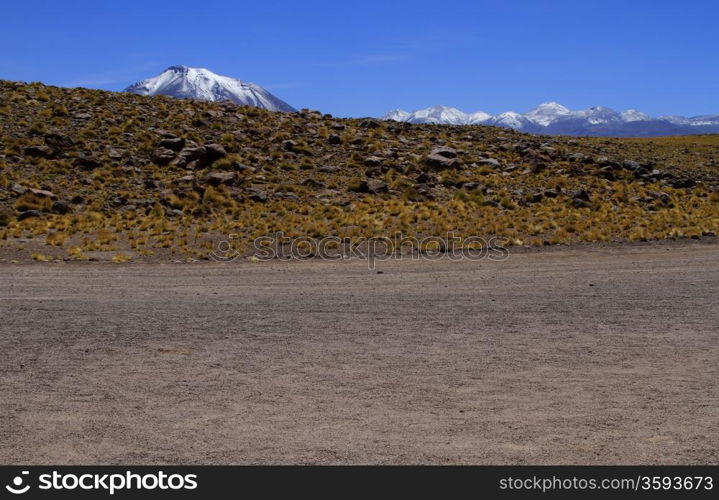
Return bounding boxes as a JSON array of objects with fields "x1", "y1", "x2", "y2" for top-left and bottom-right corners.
[{"x1": 1, "y1": 0, "x2": 716, "y2": 117}]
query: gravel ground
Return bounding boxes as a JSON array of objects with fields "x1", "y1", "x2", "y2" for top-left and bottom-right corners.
[{"x1": 1, "y1": 240, "x2": 717, "y2": 464}]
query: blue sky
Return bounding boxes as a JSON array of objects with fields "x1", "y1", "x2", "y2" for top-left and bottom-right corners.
[{"x1": 1, "y1": 0, "x2": 716, "y2": 117}]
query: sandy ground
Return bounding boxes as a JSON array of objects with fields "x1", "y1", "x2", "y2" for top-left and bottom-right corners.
[{"x1": 1, "y1": 240, "x2": 717, "y2": 465}]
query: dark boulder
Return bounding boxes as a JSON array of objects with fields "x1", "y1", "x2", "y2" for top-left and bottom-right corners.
[
  {"x1": 363, "y1": 156, "x2": 384, "y2": 167},
  {"x1": 158, "y1": 137, "x2": 185, "y2": 151},
  {"x1": 24, "y1": 145, "x2": 57, "y2": 159},
  {"x1": 174, "y1": 146, "x2": 208, "y2": 169},
  {"x1": 73, "y1": 155, "x2": 102, "y2": 171},
  {"x1": 17, "y1": 210, "x2": 43, "y2": 221},
  {"x1": 202, "y1": 171, "x2": 236, "y2": 186},
  {"x1": 425, "y1": 152, "x2": 459, "y2": 170},
  {"x1": 44, "y1": 132, "x2": 74, "y2": 150},
  {"x1": 430, "y1": 147, "x2": 458, "y2": 159},
  {"x1": 205, "y1": 143, "x2": 228, "y2": 162},
  {"x1": 152, "y1": 148, "x2": 176, "y2": 166},
  {"x1": 359, "y1": 119, "x2": 381, "y2": 129},
  {"x1": 248, "y1": 189, "x2": 268, "y2": 203},
  {"x1": 51, "y1": 200, "x2": 72, "y2": 214}
]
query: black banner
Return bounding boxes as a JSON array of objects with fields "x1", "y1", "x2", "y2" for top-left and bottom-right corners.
[{"x1": 0, "y1": 466, "x2": 715, "y2": 498}]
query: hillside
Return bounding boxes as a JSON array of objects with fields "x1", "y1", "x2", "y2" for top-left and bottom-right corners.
[{"x1": 0, "y1": 80, "x2": 718, "y2": 262}]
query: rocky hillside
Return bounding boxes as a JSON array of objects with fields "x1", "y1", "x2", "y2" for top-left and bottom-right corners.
[{"x1": 0, "y1": 80, "x2": 718, "y2": 262}]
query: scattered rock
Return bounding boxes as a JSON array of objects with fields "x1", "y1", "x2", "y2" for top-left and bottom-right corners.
[
  {"x1": 172, "y1": 175, "x2": 195, "y2": 184},
  {"x1": 425, "y1": 152, "x2": 459, "y2": 170},
  {"x1": 205, "y1": 143, "x2": 228, "y2": 162},
  {"x1": 0, "y1": 206, "x2": 14, "y2": 226},
  {"x1": 416, "y1": 171, "x2": 438, "y2": 185},
  {"x1": 571, "y1": 198, "x2": 592, "y2": 209},
  {"x1": 158, "y1": 137, "x2": 185, "y2": 151},
  {"x1": 165, "y1": 208, "x2": 184, "y2": 217},
  {"x1": 202, "y1": 171, "x2": 236, "y2": 186},
  {"x1": 543, "y1": 187, "x2": 562, "y2": 198},
  {"x1": 597, "y1": 166, "x2": 616, "y2": 180},
  {"x1": 248, "y1": 189, "x2": 268, "y2": 203},
  {"x1": 669, "y1": 177, "x2": 696, "y2": 189},
  {"x1": 363, "y1": 156, "x2": 384, "y2": 167},
  {"x1": 567, "y1": 152, "x2": 590, "y2": 162},
  {"x1": 28, "y1": 188, "x2": 56, "y2": 199},
  {"x1": 527, "y1": 192, "x2": 544, "y2": 203},
  {"x1": 44, "y1": 132, "x2": 74, "y2": 150},
  {"x1": 461, "y1": 182, "x2": 483, "y2": 190},
  {"x1": 152, "y1": 148, "x2": 176, "y2": 166},
  {"x1": 108, "y1": 148, "x2": 125, "y2": 160},
  {"x1": 174, "y1": 146, "x2": 207, "y2": 169},
  {"x1": 478, "y1": 158, "x2": 501, "y2": 168},
  {"x1": 364, "y1": 178, "x2": 388, "y2": 193},
  {"x1": 144, "y1": 179, "x2": 161, "y2": 190},
  {"x1": 528, "y1": 159, "x2": 546, "y2": 174},
  {"x1": 24, "y1": 144, "x2": 56, "y2": 158},
  {"x1": 646, "y1": 169, "x2": 667, "y2": 180},
  {"x1": 109, "y1": 196, "x2": 128, "y2": 207},
  {"x1": 232, "y1": 163, "x2": 254, "y2": 174},
  {"x1": 51, "y1": 200, "x2": 72, "y2": 214},
  {"x1": 622, "y1": 160, "x2": 642, "y2": 171},
  {"x1": 17, "y1": 210, "x2": 43, "y2": 221},
  {"x1": 349, "y1": 178, "x2": 386, "y2": 194},
  {"x1": 301, "y1": 178, "x2": 326, "y2": 188},
  {"x1": 10, "y1": 184, "x2": 28, "y2": 196},
  {"x1": 430, "y1": 147, "x2": 458, "y2": 159},
  {"x1": 570, "y1": 189, "x2": 591, "y2": 202},
  {"x1": 359, "y1": 119, "x2": 380, "y2": 129},
  {"x1": 128, "y1": 198, "x2": 155, "y2": 208},
  {"x1": 73, "y1": 155, "x2": 102, "y2": 171},
  {"x1": 275, "y1": 191, "x2": 300, "y2": 202}
]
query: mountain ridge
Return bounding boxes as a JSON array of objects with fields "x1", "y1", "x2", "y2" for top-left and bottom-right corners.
[{"x1": 383, "y1": 103, "x2": 719, "y2": 137}]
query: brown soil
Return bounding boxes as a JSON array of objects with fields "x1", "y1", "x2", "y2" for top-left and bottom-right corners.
[{"x1": 1, "y1": 240, "x2": 717, "y2": 464}]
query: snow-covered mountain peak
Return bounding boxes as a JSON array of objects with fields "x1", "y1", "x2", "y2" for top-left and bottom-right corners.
[
  {"x1": 413, "y1": 106, "x2": 467, "y2": 122},
  {"x1": 124, "y1": 66, "x2": 296, "y2": 112},
  {"x1": 492, "y1": 111, "x2": 528, "y2": 128},
  {"x1": 384, "y1": 109, "x2": 411, "y2": 121},
  {"x1": 620, "y1": 109, "x2": 651, "y2": 122},
  {"x1": 467, "y1": 111, "x2": 493, "y2": 123},
  {"x1": 579, "y1": 106, "x2": 622, "y2": 124},
  {"x1": 524, "y1": 101, "x2": 571, "y2": 125},
  {"x1": 382, "y1": 105, "x2": 492, "y2": 125}
]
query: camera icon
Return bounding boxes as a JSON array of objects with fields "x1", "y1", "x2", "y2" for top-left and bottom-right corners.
[
  {"x1": 5, "y1": 471, "x2": 30, "y2": 494},
  {"x1": 209, "y1": 233, "x2": 241, "y2": 262}
]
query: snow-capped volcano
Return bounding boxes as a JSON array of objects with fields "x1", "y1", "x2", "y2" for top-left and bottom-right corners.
[
  {"x1": 124, "y1": 66, "x2": 295, "y2": 112},
  {"x1": 382, "y1": 102, "x2": 719, "y2": 137}
]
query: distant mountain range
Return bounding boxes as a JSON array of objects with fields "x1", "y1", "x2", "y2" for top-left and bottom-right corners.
[
  {"x1": 122, "y1": 67, "x2": 718, "y2": 137},
  {"x1": 124, "y1": 66, "x2": 295, "y2": 112},
  {"x1": 383, "y1": 103, "x2": 719, "y2": 137}
]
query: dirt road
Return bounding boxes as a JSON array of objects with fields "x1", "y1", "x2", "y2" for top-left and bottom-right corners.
[{"x1": 1, "y1": 241, "x2": 717, "y2": 464}]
